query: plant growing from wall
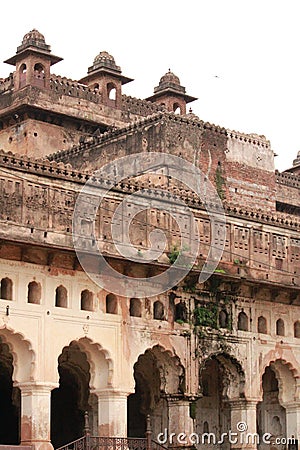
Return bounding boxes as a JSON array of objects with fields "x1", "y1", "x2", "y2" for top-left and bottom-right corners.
[
  {"x1": 190, "y1": 401, "x2": 197, "y2": 419},
  {"x1": 167, "y1": 244, "x2": 190, "y2": 266},
  {"x1": 167, "y1": 245, "x2": 180, "y2": 264},
  {"x1": 175, "y1": 319, "x2": 185, "y2": 325},
  {"x1": 182, "y1": 275, "x2": 197, "y2": 293},
  {"x1": 215, "y1": 164, "x2": 226, "y2": 200},
  {"x1": 194, "y1": 303, "x2": 218, "y2": 328}
]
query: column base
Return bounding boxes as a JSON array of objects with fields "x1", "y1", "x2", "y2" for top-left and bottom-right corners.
[{"x1": 21, "y1": 442, "x2": 53, "y2": 450}]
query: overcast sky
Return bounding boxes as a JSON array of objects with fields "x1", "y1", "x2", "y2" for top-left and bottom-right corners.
[{"x1": 0, "y1": 0, "x2": 299, "y2": 172}]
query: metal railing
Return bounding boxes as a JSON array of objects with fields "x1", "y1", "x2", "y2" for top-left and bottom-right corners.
[
  {"x1": 56, "y1": 413, "x2": 168, "y2": 450},
  {"x1": 56, "y1": 436, "x2": 87, "y2": 450},
  {"x1": 57, "y1": 436, "x2": 149, "y2": 450}
]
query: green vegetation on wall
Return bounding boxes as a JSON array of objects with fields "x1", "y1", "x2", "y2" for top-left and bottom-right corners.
[{"x1": 215, "y1": 164, "x2": 226, "y2": 200}]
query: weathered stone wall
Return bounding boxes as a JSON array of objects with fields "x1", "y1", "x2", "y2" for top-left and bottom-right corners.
[
  {"x1": 0, "y1": 152, "x2": 299, "y2": 289},
  {"x1": 51, "y1": 114, "x2": 277, "y2": 212}
]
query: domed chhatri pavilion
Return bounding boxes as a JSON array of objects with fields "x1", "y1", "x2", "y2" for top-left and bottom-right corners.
[{"x1": 0, "y1": 30, "x2": 300, "y2": 450}]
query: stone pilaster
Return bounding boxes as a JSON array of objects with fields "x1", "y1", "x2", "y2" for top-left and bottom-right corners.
[
  {"x1": 16, "y1": 382, "x2": 57, "y2": 450},
  {"x1": 285, "y1": 403, "x2": 300, "y2": 443},
  {"x1": 166, "y1": 395, "x2": 194, "y2": 447},
  {"x1": 228, "y1": 399, "x2": 259, "y2": 450},
  {"x1": 92, "y1": 389, "x2": 129, "y2": 437}
]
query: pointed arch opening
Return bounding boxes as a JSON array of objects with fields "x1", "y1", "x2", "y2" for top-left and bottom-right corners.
[
  {"x1": 81, "y1": 290, "x2": 94, "y2": 311},
  {"x1": 55, "y1": 285, "x2": 68, "y2": 308},
  {"x1": 294, "y1": 321, "x2": 300, "y2": 338},
  {"x1": 196, "y1": 353, "x2": 245, "y2": 440},
  {"x1": 27, "y1": 281, "x2": 41, "y2": 304},
  {"x1": 276, "y1": 318, "x2": 285, "y2": 336},
  {"x1": 219, "y1": 309, "x2": 228, "y2": 328},
  {"x1": 173, "y1": 103, "x2": 182, "y2": 114},
  {"x1": 106, "y1": 293, "x2": 117, "y2": 314},
  {"x1": 0, "y1": 336, "x2": 21, "y2": 444},
  {"x1": 258, "y1": 316, "x2": 267, "y2": 334},
  {"x1": 130, "y1": 298, "x2": 142, "y2": 318},
  {"x1": 238, "y1": 311, "x2": 249, "y2": 331},
  {"x1": 1, "y1": 277, "x2": 13, "y2": 300},
  {"x1": 19, "y1": 63, "x2": 27, "y2": 88},
  {"x1": 128, "y1": 345, "x2": 184, "y2": 438},
  {"x1": 51, "y1": 342, "x2": 91, "y2": 448},
  {"x1": 257, "y1": 365, "x2": 286, "y2": 446},
  {"x1": 33, "y1": 63, "x2": 45, "y2": 88},
  {"x1": 153, "y1": 300, "x2": 164, "y2": 320},
  {"x1": 107, "y1": 82, "x2": 117, "y2": 106}
]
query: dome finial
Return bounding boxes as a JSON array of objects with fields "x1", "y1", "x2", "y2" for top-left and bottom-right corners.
[
  {"x1": 17, "y1": 29, "x2": 50, "y2": 53},
  {"x1": 159, "y1": 70, "x2": 181, "y2": 86}
]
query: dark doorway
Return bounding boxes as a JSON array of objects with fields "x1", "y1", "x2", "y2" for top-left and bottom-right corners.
[
  {"x1": 128, "y1": 346, "x2": 181, "y2": 439},
  {"x1": 127, "y1": 387, "x2": 146, "y2": 438},
  {"x1": 0, "y1": 339, "x2": 20, "y2": 444},
  {"x1": 257, "y1": 366, "x2": 286, "y2": 450},
  {"x1": 51, "y1": 343, "x2": 90, "y2": 448}
]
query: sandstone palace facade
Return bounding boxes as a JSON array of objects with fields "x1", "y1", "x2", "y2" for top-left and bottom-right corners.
[{"x1": 0, "y1": 30, "x2": 299, "y2": 450}]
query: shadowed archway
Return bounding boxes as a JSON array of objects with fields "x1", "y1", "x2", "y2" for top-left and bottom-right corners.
[
  {"x1": 127, "y1": 345, "x2": 184, "y2": 438},
  {"x1": 196, "y1": 353, "x2": 245, "y2": 449},
  {"x1": 0, "y1": 337, "x2": 20, "y2": 444},
  {"x1": 51, "y1": 342, "x2": 90, "y2": 448}
]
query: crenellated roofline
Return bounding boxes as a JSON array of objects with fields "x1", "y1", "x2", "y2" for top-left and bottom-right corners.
[{"x1": 0, "y1": 148, "x2": 299, "y2": 231}]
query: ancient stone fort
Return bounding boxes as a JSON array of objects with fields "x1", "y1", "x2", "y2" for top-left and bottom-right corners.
[{"x1": 0, "y1": 29, "x2": 299, "y2": 450}]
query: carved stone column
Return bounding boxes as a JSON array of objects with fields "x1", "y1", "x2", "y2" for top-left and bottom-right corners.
[
  {"x1": 17, "y1": 382, "x2": 57, "y2": 450},
  {"x1": 93, "y1": 389, "x2": 129, "y2": 437},
  {"x1": 228, "y1": 399, "x2": 259, "y2": 450},
  {"x1": 166, "y1": 395, "x2": 194, "y2": 447},
  {"x1": 285, "y1": 403, "x2": 300, "y2": 445}
]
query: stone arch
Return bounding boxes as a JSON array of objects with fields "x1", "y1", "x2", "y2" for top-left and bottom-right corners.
[
  {"x1": 130, "y1": 298, "x2": 142, "y2": 317},
  {"x1": 19, "y1": 63, "x2": 27, "y2": 74},
  {"x1": 107, "y1": 82, "x2": 117, "y2": 101},
  {"x1": 203, "y1": 421, "x2": 209, "y2": 433},
  {"x1": 276, "y1": 318, "x2": 285, "y2": 336},
  {"x1": 0, "y1": 326, "x2": 35, "y2": 383},
  {"x1": 196, "y1": 352, "x2": 245, "y2": 443},
  {"x1": 1, "y1": 277, "x2": 13, "y2": 300},
  {"x1": 55, "y1": 285, "x2": 68, "y2": 308},
  {"x1": 128, "y1": 344, "x2": 185, "y2": 438},
  {"x1": 260, "y1": 357, "x2": 300, "y2": 405},
  {"x1": 173, "y1": 102, "x2": 183, "y2": 114},
  {"x1": 294, "y1": 321, "x2": 300, "y2": 338},
  {"x1": 219, "y1": 309, "x2": 228, "y2": 328},
  {"x1": 33, "y1": 63, "x2": 45, "y2": 88},
  {"x1": 199, "y1": 352, "x2": 246, "y2": 399},
  {"x1": 34, "y1": 62, "x2": 45, "y2": 73},
  {"x1": 51, "y1": 338, "x2": 113, "y2": 447},
  {"x1": 258, "y1": 315, "x2": 267, "y2": 334},
  {"x1": 27, "y1": 281, "x2": 41, "y2": 304},
  {"x1": 257, "y1": 365, "x2": 287, "y2": 445},
  {"x1": 237, "y1": 311, "x2": 248, "y2": 331},
  {"x1": 19, "y1": 63, "x2": 27, "y2": 88},
  {"x1": 74, "y1": 337, "x2": 113, "y2": 390},
  {"x1": 0, "y1": 336, "x2": 21, "y2": 444},
  {"x1": 106, "y1": 293, "x2": 117, "y2": 314},
  {"x1": 81, "y1": 289, "x2": 94, "y2": 311},
  {"x1": 52, "y1": 341, "x2": 90, "y2": 447},
  {"x1": 135, "y1": 344, "x2": 185, "y2": 395},
  {"x1": 53, "y1": 337, "x2": 113, "y2": 390},
  {"x1": 153, "y1": 300, "x2": 164, "y2": 320}
]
